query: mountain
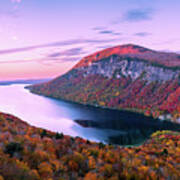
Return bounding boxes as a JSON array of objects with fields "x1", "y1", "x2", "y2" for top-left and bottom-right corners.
[
  {"x1": 27, "y1": 44, "x2": 180, "y2": 123},
  {"x1": 0, "y1": 112, "x2": 179, "y2": 179},
  {"x1": 74, "y1": 44, "x2": 180, "y2": 68}
]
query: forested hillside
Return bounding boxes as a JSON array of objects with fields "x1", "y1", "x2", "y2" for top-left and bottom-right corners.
[
  {"x1": 28, "y1": 44, "x2": 180, "y2": 123},
  {"x1": 0, "y1": 112, "x2": 179, "y2": 179}
]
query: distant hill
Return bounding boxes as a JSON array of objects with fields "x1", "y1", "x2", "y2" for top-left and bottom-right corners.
[
  {"x1": 0, "y1": 78, "x2": 51, "y2": 86},
  {"x1": 0, "y1": 112, "x2": 179, "y2": 179},
  {"x1": 27, "y1": 44, "x2": 180, "y2": 123}
]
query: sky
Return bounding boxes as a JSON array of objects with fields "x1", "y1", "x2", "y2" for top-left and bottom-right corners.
[{"x1": 0, "y1": 0, "x2": 180, "y2": 80}]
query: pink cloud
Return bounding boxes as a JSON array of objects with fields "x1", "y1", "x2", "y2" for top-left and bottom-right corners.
[{"x1": 11, "y1": 0, "x2": 22, "y2": 3}]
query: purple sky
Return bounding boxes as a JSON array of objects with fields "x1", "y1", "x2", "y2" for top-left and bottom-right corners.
[{"x1": 0, "y1": 0, "x2": 180, "y2": 80}]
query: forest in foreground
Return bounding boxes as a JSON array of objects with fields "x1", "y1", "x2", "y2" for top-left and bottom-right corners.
[{"x1": 0, "y1": 112, "x2": 179, "y2": 180}]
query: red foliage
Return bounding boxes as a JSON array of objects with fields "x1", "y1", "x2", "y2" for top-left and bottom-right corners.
[{"x1": 74, "y1": 44, "x2": 180, "y2": 68}]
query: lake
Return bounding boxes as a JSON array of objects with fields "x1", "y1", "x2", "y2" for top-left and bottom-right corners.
[{"x1": 0, "y1": 84, "x2": 179, "y2": 145}]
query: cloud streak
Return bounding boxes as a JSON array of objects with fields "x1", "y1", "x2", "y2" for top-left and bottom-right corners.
[
  {"x1": 98, "y1": 30, "x2": 121, "y2": 36},
  {"x1": 123, "y1": 9, "x2": 154, "y2": 22},
  {"x1": 48, "y1": 48, "x2": 85, "y2": 58},
  {"x1": 134, "y1": 32, "x2": 151, "y2": 37},
  {"x1": 92, "y1": 26, "x2": 121, "y2": 36},
  {"x1": 45, "y1": 57, "x2": 80, "y2": 63},
  {"x1": 11, "y1": 0, "x2": 22, "y2": 3},
  {"x1": 92, "y1": 26, "x2": 107, "y2": 31},
  {"x1": 0, "y1": 38, "x2": 119, "y2": 55},
  {"x1": 0, "y1": 46, "x2": 92, "y2": 65},
  {"x1": 0, "y1": 59, "x2": 32, "y2": 64},
  {"x1": 99, "y1": 30, "x2": 114, "y2": 34}
]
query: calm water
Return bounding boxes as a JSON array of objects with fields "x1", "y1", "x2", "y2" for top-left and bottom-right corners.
[{"x1": 0, "y1": 84, "x2": 179, "y2": 145}]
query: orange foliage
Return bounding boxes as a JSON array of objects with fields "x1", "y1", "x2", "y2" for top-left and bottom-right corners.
[{"x1": 0, "y1": 113, "x2": 179, "y2": 179}]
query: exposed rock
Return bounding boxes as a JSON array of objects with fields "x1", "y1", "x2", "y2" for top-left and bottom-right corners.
[{"x1": 77, "y1": 56, "x2": 179, "y2": 82}]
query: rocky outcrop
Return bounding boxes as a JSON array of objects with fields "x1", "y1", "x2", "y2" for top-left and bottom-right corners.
[{"x1": 77, "y1": 55, "x2": 180, "y2": 82}]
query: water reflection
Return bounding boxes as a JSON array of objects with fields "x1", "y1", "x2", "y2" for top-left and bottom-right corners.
[{"x1": 0, "y1": 84, "x2": 179, "y2": 145}]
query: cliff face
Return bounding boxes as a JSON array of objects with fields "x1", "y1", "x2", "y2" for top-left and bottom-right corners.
[
  {"x1": 28, "y1": 44, "x2": 180, "y2": 122},
  {"x1": 77, "y1": 55, "x2": 179, "y2": 82}
]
